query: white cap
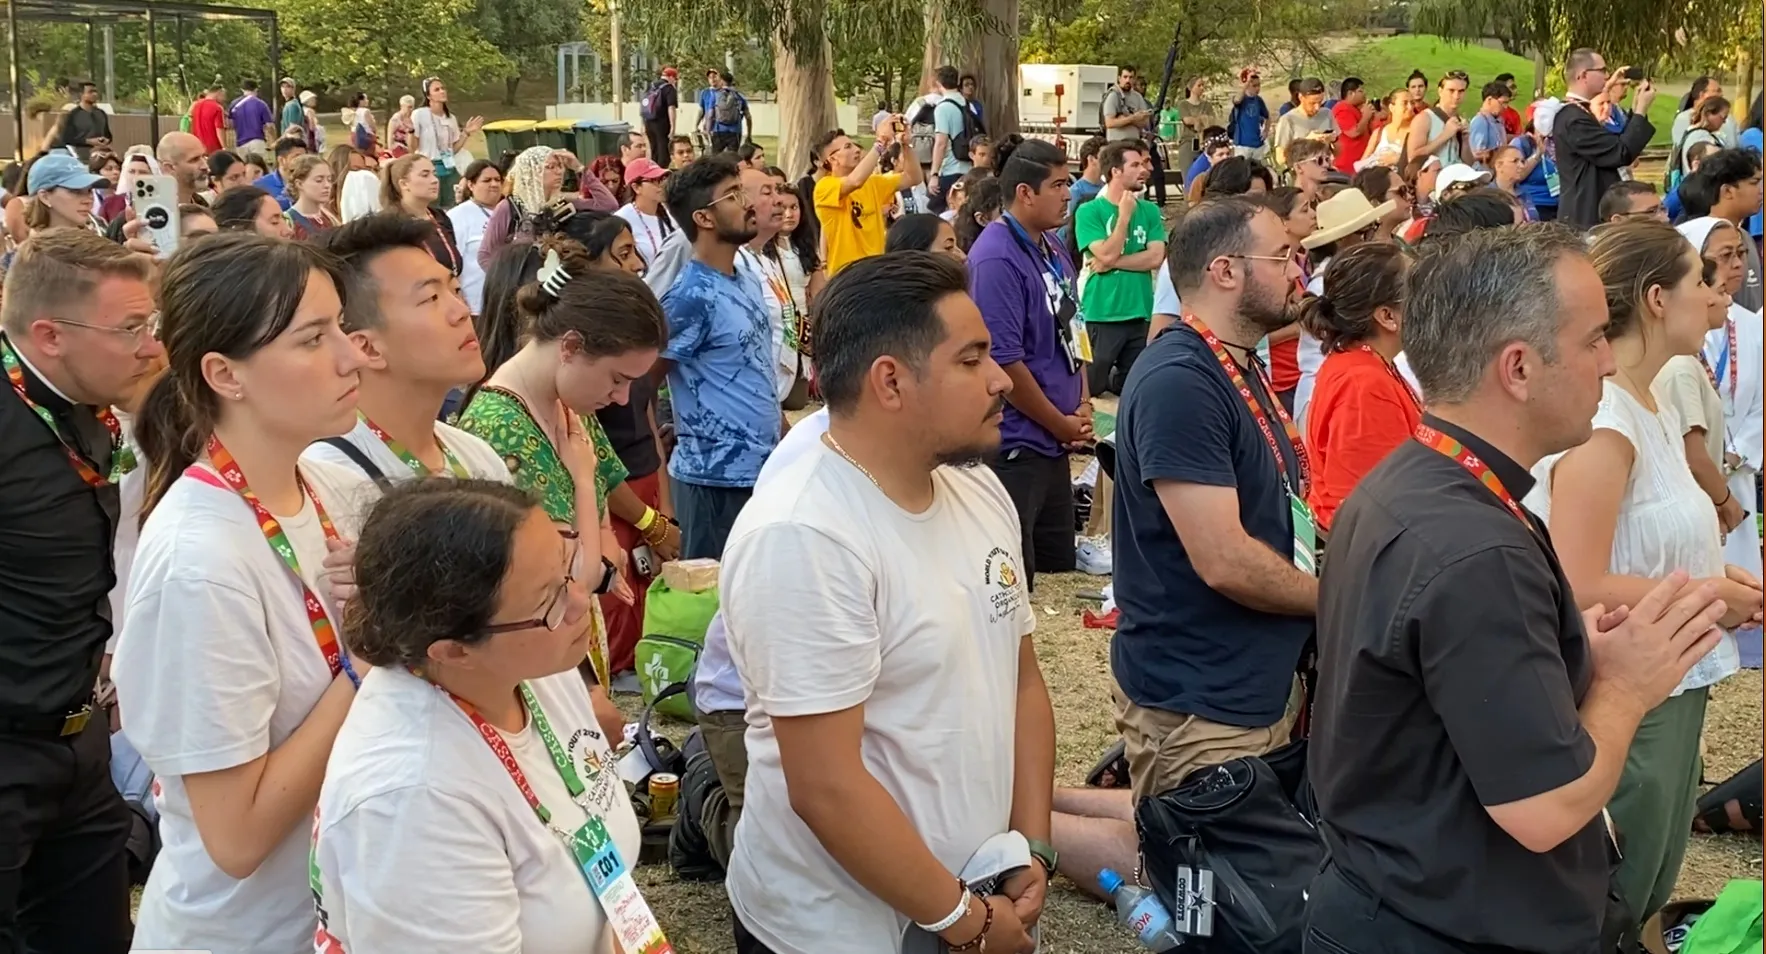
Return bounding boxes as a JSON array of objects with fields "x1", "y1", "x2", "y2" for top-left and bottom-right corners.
[{"x1": 1432, "y1": 163, "x2": 1493, "y2": 202}]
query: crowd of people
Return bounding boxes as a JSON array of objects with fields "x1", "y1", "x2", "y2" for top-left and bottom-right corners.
[{"x1": 0, "y1": 45, "x2": 1760, "y2": 954}]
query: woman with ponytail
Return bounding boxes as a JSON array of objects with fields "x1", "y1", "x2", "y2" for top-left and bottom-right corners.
[
  {"x1": 1297, "y1": 241, "x2": 1418, "y2": 530},
  {"x1": 112, "y1": 232, "x2": 372, "y2": 952},
  {"x1": 457, "y1": 236, "x2": 667, "y2": 687}
]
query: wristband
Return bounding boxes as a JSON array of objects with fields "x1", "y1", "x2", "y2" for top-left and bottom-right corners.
[
  {"x1": 1717, "y1": 489, "x2": 1733, "y2": 507},
  {"x1": 916, "y1": 885, "x2": 971, "y2": 934},
  {"x1": 635, "y1": 507, "x2": 658, "y2": 532},
  {"x1": 593, "y1": 557, "x2": 618, "y2": 595},
  {"x1": 338, "y1": 651, "x2": 362, "y2": 689}
]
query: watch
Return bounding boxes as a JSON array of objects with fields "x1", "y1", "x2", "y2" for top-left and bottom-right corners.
[
  {"x1": 1026, "y1": 838, "x2": 1058, "y2": 880},
  {"x1": 592, "y1": 556, "x2": 618, "y2": 595}
]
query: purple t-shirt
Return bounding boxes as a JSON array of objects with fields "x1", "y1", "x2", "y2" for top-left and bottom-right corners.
[
  {"x1": 230, "y1": 94, "x2": 273, "y2": 145},
  {"x1": 968, "y1": 217, "x2": 1084, "y2": 457}
]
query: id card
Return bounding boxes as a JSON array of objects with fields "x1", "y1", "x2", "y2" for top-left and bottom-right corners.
[
  {"x1": 1069, "y1": 317, "x2": 1094, "y2": 363},
  {"x1": 1544, "y1": 166, "x2": 1560, "y2": 197},
  {"x1": 566, "y1": 816, "x2": 673, "y2": 954},
  {"x1": 1290, "y1": 493, "x2": 1318, "y2": 576}
]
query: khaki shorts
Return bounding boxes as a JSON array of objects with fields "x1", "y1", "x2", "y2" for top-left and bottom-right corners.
[
  {"x1": 236, "y1": 138, "x2": 269, "y2": 159},
  {"x1": 1113, "y1": 678, "x2": 1302, "y2": 801}
]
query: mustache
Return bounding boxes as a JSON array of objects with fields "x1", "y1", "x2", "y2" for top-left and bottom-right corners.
[{"x1": 986, "y1": 396, "x2": 1006, "y2": 419}]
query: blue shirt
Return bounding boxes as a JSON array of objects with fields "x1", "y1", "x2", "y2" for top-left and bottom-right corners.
[
  {"x1": 1185, "y1": 153, "x2": 1212, "y2": 184},
  {"x1": 660, "y1": 260, "x2": 778, "y2": 486},
  {"x1": 1111, "y1": 324, "x2": 1312, "y2": 725},
  {"x1": 1743, "y1": 128, "x2": 1764, "y2": 238},
  {"x1": 230, "y1": 94, "x2": 272, "y2": 145},
  {"x1": 968, "y1": 217, "x2": 1083, "y2": 458},
  {"x1": 933, "y1": 93, "x2": 973, "y2": 177},
  {"x1": 1468, "y1": 112, "x2": 1507, "y2": 168},
  {"x1": 697, "y1": 87, "x2": 749, "y2": 134},
  {"x1": 1229, "y1": 97, "x2": 1269, "y2": 148},
  {"x1": 1510, "y1": 134, "x2": 1557, "y2": 210},
  {"x1": 255, "y1": 172, "x2": 293, "y2": 210},
  {"x1": 1067, "y1": 177, "x2": 1102, "y2": 216}
]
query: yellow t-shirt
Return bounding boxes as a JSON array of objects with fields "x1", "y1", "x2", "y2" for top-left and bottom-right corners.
[{"x1": 815, "y1": 172, "x2": 902, "y2": 276}]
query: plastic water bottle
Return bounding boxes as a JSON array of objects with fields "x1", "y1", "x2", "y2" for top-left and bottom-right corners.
[{"x1": 1098, "y1": 868, "x2": 1184, "y2": 950}]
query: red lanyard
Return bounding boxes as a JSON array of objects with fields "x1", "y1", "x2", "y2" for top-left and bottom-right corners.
[
  {"x1": 1360, "y1": 344, "x2": 1421, "y2": 410},
  {"x1": 445, "y1": 682, "x2": 585, "y2": 825},
  {"x1": 428, "y1": 209, "x2": 461, "y2": 275},
  {"x1": 1414, "y1": 424, "x2": 1531, "y2": 525},
  {"x1": 1181, "y1": 315, "x2": 1311, "y2": 497},
  {"x1": 186, "y1": 435, "x2": 344, "y2": 676},
  {"x1": 1, "y1": 335, "x2": 130, "y2": 487}
]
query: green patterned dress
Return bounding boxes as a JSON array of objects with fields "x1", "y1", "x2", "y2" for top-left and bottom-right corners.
[{"x1": 456, "y1": 386, "x2": 628, "y2": 522}]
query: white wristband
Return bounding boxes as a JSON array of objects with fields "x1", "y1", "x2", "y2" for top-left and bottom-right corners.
[{"x1": 916, "y1": 885, "x2": 971, "y2": 934}]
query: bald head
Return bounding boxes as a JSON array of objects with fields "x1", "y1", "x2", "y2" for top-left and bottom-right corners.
[{"x1": 156, "y1": 132, "x2": 207, "y2": 197}]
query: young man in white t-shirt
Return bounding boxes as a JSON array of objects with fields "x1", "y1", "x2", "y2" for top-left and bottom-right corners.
[{"x1": 719, "y1": 251, "x2": 1055, "y2": 954}]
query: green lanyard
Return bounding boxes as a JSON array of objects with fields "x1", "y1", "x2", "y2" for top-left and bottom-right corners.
[{"x1": 361, "y1": 413, "x2": 469, "y2": 478}]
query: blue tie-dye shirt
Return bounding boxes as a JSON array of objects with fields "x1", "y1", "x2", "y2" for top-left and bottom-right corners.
[{"x1": 661, "y1": 259, "x2": 779, "y2": 487}]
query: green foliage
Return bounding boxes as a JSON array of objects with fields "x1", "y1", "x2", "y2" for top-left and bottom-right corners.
[
  {"x1": 6, "y1": 17, "x2": 272, "y2": 109},
  {"x1": 1410, "y1": 0, "x2": 1745, "y2": 76},
  {"x1": 277, "y1": 0, "x2": 507, "y2": 96},
  {"x1": 473, "y1": 0, "x2": 583, "y2": 74}
]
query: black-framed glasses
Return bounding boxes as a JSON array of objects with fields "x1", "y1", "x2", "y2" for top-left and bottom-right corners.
[{"x1": 481, "y1": 530, "x2": 584, "y2": 635}]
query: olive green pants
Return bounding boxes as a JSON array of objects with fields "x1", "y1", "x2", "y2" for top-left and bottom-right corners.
[{"x1": 1609, "y1": 687, "x2": 1708, "y2": 926}]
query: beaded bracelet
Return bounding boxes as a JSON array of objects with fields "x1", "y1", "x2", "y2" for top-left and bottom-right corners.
[{"x1": 947, "y1": 896, "x2": 993, "y2": 952}]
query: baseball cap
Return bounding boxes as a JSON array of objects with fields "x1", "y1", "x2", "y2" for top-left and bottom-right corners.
[
  {"x1": 28, "y1": 153, "x2": 106, "y2": 196},
  {"x1": 1240, "y1": 67, "x2": 1261, "y2": 83},
  {"x1": 661, "y1": 67, "x2": 679, "y2": 80},
  {"x1": 623, "y1": 158, "x2": 669, "y2": 186},
  {"x1": 279, "y1": 76, "x2": 296, "y2": 87},
  {"x1": 1432, "y1": 163, "x2": 1493, "y2": 201}
]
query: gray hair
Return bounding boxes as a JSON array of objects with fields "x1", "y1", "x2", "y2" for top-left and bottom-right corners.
[
  {"x1": 1402, "y1": 224, "x2": 1588, "y2": 404},
  {"x1": 1167, "y1": 197, "x2": 1263, "y2": 296}
]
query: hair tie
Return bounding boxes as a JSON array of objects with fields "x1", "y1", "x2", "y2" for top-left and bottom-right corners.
[{"x1": 537, "y1": 247, "x2": 571, "y2": 299}]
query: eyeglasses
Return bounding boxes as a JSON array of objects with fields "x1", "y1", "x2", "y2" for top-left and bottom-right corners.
[
  {"x1": 1226, "y1": 251, "x2": 1295, "y2": 265},
  {"x1": 52, "y1": 315, "x2": 156, "y2": 345},
  {"x1": 710, "y1": 189, "x2": 751, "y2": 209},
  {"x1": 480, "y1": 530, "x2": 585, "y2": 636}
]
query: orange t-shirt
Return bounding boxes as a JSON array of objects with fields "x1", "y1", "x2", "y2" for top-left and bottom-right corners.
[{"x1": 1304, "y1": 347, "x2": 1422, "y2": 530}]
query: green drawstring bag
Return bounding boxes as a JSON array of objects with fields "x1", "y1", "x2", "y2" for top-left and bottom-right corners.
[
  {"x1": 1682, "y1": 880, "x2": 1763, "y2": 954},
  {"x1": 636, "y1": 576, "x2": 719, "y2": 721}
]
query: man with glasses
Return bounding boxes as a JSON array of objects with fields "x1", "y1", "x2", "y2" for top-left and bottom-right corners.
[
  {"x1": 1108, "y1": 197, "x2": 1316, "y2": 803},
  {"x1": 0, "y1": 230, "x2": 158, "y2": 953},
  {"x1": 659, "y1": 155, "x2": 777, "y2": 559},
  {"x1": 1408, "y1": 70, "x2": 1472, "y2": 166},
  {"x1": 1555, "y1": 48, "x2": 1657, "y2": 226},
  {"x1": 1598, "y1": 181, "x2": 1666, "y2": 223}
]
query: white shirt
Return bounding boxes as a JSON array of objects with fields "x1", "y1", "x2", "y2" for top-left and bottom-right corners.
[
  {"x1": 303, "y1": 416, "x2": 510, "y2": 484},
  {"x1": 721, "y1": 441, "x2": 1034, "y2": 954},
  {"x1": 315, "y1": 666, "x2": 641, "y2": 953},
  {"x1": 411, "y1": 106, "x2": 461, "y2": 160},
  {"x1": 105, "y1": 414, "x2": 143, "y2": 654},
  {"x1": 693, "y1": 408, "x2": 831, "y2": 714},
  {"x1": 1706, "y1": 304, "x2": 1764, "y2": 578},
  {"x1": 616, "y1": 203, "x2": 672, "y2": 266},
  {"x1": 739, "y1": 247, "x2": 799, "y2": 402},
  {"x1": 1153, "y1": 261, "x2": 1180, "y2": 317},
  {"x1": 1293, "y1": 266, "x2": 1330, "y2": 427},
  {"x1": 449, "y1": 200, "x2": 496, "y2": 314},
  {"x1": 1394, "y1": 351, "x2": 1422, "y2": 396},
  {"x1": 1526, "y1": 381, "x2": 1738, "y2": 694},
  {"x1": 114, "y1": 458, "x2": 374, "y2": 953}
]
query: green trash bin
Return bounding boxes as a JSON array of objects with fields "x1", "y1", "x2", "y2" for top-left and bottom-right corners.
[
  {"x1": 481, "y1": 120, "x2": 537, "y2": 160},
  {"x1": 533, "y1": 118, "x2": 577, "y2": 154},
  {"x1": 571, "y1": 120, "x2": 633, "y2": 164}
]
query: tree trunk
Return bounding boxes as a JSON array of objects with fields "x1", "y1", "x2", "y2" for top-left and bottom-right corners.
[
  {"x1": 504, "y1": 75, "x2": 520, "y2": 106},
  {"x1": 922, "y1": 0, "x2": 1018, "y2": 135},
  {"x1": 773, "y1": 29, "x2": 838, "y2": 181}
]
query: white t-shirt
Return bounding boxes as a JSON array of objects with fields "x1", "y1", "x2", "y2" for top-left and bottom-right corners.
[
  {"x1": 411, "y1": 106, "x2": 461, "y2": 161},
  {"x1": 693, "y1": 408, "x2": 830, "y2": 714},
  {"x1": 315, "y1": 666, "x2": 641, "y2": 953},
  {"x1": 739, "y1": 247, "x2": 800, "y2": 402},
  {"x1": 1525, "y1": 380, "x2": 1737, "y2": 694},
  {"x1": 105, "y1": 412, "x2": 143, "y2": 653},
  {"x1": 449, "y1": 200, "x2": 496, "y2": 314},
  {"x1": 114, "y1": 457, "x2": 374, "y2": 953},
  {"x1": 616, "y1": 203, "x2": 673, "y2": 266},
  {"x1": 1153, "y1": 262, "x2": 1180, "y2": 317},
  {"x1": 1707, "y1": 305, "x2": 1764, "y2": 577},
  {"x1": 302, "y1": 416, "x2": 510, "y2": 484},
  {"x1": 1293, "y1": 266, "x2": 1329, "y2": 427},
  {"x1": 721, "y1": 442, "x2": 1034, "y2": 954}
]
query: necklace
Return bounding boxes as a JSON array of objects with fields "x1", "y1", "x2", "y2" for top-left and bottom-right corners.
[{"x1": 822, "y1": 432, "x2": 880, "y2": 489}]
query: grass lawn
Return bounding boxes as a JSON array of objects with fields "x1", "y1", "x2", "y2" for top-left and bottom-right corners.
[{"x1": 1335, "y1": 34, "x2": 1691, "y2": 145}]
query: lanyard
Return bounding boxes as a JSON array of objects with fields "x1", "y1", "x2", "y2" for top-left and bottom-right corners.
[
  {"x1": 361, "y1": 413, "x2": 468, "y2": 477},
  {"x1": 427, "y1": 209, "x2": 461, "y2": 275},
  {"x1": 753, "y1": 252, "x2": 800, "y2": 349},
  {"x1": 1181, "y1": 315, "x2": 1311, "y2": 497},
  {"x1": 1414, "y1": 423, "x2": 1531, "y2": 526},
  {"x1": 188, "y1": 435, "x2": 344, "y2": 676},
  {"x1": 1359, "y1": 345, "x2": 1421, "y2": 410},
  {"x1": 1710, "y1": 319, "x2": 1737, "y2": 401},
  {"x1": 1, "y1": 335, "x2": 132, "y2": 487},
  {"x1": 451, "y1": 682, "x2": 585, "y2": 823},
  {"x1": 1003, "y1": 213, "x2": 1071, "y2": 290}
]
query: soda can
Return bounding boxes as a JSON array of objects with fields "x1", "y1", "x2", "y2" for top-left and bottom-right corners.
[{"x1": 650, "y1": 773, "x2": 680, "y2": 819}]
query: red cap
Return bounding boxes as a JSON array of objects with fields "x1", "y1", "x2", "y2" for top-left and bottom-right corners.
[
  {"x1": 624, "y1": 158, "x2": 669, "y2": 185},
  {"x1": 1240, "y1": 67, "x2": 1260, "y2": 83},
  {"x1": 661, "y1": 67, "x2": 679, "y2": 80}
]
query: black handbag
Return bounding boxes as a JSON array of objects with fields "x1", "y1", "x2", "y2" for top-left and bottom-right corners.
[{"x1": 1134, "y1": 740, "x2": 1322, "y2": 953}]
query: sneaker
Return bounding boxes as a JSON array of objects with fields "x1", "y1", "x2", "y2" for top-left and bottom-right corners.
[{"x1": 1075, "y1": 536, "x2": 1112, "y2": 576}]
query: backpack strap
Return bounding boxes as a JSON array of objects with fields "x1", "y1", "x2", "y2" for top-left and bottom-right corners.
[
  {"x1": 637, "y1": 681, "x2": 693, "y2": 771},
  {"x1": 320, "y1": 437, "x2": 393, "y2": 488}
]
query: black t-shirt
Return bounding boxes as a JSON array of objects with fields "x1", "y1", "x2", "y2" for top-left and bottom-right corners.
[
  {"x1": 594, "y1": 375, "x2": 659, "y2": 479},
  {"x1": 1110, "y1": 324, "x2": 1313, "y2": 727},
  {"x1": 645, "y1": 84, "x2": 680, "y2": 130},
  {"x1": 0, "y1": 341, "x2": 121, "y2": 714},
  {"x1": 1311, "y1": 415, "x2": 1611, "y2": 951}
]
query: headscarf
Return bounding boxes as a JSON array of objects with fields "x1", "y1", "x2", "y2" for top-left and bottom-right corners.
[
  {"x1": 507, "y1": 146, "x2": 557, "y2": 215},
  {"x1": 1531, "y1": 98, "x2": 1564, "y2": 139},
  {"x1": 1676, "y1": 215, "x2": 1733, "y2": 255},
  {"x1": 116, "y1": 146, "x2": 161, "y2": 202},
  {"x1": 339, "y1": 169, "x2": 383, "y2": 222}
]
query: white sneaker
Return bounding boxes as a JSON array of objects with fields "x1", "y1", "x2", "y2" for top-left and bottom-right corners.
[{"x1": 1075, "y1": 536, "x2": 1112, "y2": 576}]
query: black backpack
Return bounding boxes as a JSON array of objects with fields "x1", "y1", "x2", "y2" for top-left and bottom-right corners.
[
  {"x1": 1134, "y1": 740, "x2": 1323, "y2": 952},
  {"x1": 910, "y1": 95, "x2": 982, "y2": 165}
]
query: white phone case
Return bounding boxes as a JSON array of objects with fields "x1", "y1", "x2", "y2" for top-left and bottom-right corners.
[{"x1": 131, "y1": 174, "x2": 181, "y2": 259}]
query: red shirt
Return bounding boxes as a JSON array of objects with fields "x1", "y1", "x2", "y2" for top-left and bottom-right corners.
[
  {"x1": 1331, "y1": 100, "x2": 1372, "y2": 173},
  {"x1": 1304, "y1": 347, "x2": 1422, "y2": 529},
  {"x1": 191, "y1": 97, "x2": 225, "y2": 153},
  {"x1": 1501, "y1": 105, "x2": 1522, "y2": 137}
]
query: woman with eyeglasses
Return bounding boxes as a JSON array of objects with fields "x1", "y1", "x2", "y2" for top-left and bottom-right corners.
[
  {"x1": 113, "y1": 233, "x2": 372, "y2": 953},
  {"x1": 311, "y1": 477, "x2": 654, "y2": 952},
  {"x1": 1348, "y1": 166, "x2": 1411, "y2": 244},
  {"x1": 480, "y1": 146, "x2": 573, "y2": 268}
]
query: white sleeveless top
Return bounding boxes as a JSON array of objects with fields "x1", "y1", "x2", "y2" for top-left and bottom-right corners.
[{"x1": 1525, "y1": 380, "x2": 1738, "y2": 694}]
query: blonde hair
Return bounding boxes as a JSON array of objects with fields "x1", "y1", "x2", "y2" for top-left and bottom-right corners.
[
  {"x1": 380, "y1": 154, "x2": 426, "y2": 209},
  {"x1": 287, "y1": 153, "x2": 329, "y2": 193},
  {"x1": 1, "y1": 228, "x2": 153, "y2": 336}
]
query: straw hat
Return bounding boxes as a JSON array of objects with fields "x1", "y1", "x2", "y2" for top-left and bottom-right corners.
[{"x1": 1303, "y1": 188, "x2": 1396, "y2": 249}]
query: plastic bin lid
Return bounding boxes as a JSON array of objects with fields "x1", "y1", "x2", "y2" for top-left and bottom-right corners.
[
  {"x1": 534, "y1": 118, "x2": 578, "y2": 130},
  {"x1": 481, "y1": 120, "x2": 538, "y2": 131},
  {"x1": 572, "y1": 119, "x2": 633, "y2": 132}
]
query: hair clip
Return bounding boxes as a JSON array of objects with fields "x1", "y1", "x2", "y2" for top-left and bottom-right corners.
[{"x1": 537, "y1": 247, "x2": 571, "y2": 298}]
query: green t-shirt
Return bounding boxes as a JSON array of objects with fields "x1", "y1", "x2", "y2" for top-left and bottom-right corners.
[{"x1": 1076, "y1": 196, "x2": 1165, "y2": 322}]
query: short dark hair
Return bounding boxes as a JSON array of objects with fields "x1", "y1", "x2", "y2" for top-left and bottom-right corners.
[
  {"x1": 1424, "y1": 190, "x2": 1516, "y2": 241},
  {"x1": 210, "y1": 185, "x2": 274, "y2": 230},
  {"x1": 1285, "y1": 138, "x2": 1332, "y2": 168},
  {"x1": 884, "y1": 213, "x2": 949, "y2": 255},
  {"x1": 935, "y1": 65, "x2": 960, "y2": 90},
  {"x1": 1350, "y1": 166, "x2": 1400, "y2": 205},
  {"x1": 461, "y1": 158, "x2": 500, "y2": 185},
  {"x1": 1168, "y1": 197, "x2": 1264, "y2": 296},
  {"x1": 1099, "y1": 140, "x2": 1147, "y2": 181},
  {"x1": 812, "y1": 251, "x2": 971, "y2": 413},
  {"x1": 664, "y1": 154, "x2": 741, "y2": 242},
  {"x1": 1494, "y1": 72, "x2": 1516, "y2": 85},
  {"x1": 998, "y1": 137, "x2": 1067, "y2": 204},
  {"x1": 1340, "y1": 77, "x2": 1364, "y2": 95},
  {"x1": 621, "y1": 129, "x2": 647, "y2": 149},
  {"x1": 1680, "y1": 148, "x2": 1763, "y2": 217},
  {"x1": 1481, "y1": 81, "x2": 1512, "y2": 101},
  {"x1": 736, "y1": 141, "x2": 765, "y2": 165},
  {"x1": 1078, "y1": 135, "x2": 1108, "y2": 167},
  {"x1": 240, "y1": 79, "x2": 259, "y2": 92},
  {"x1": 669, "y1": 134, "x2": 693, "y2": 152},
  {"x1": 1118, "y1": 64, "x2": 1138, "y2": 75},
  {"x1": 1598, "y1": 180, "x2": 1659, "y2": 221},
  {"x1": 76, "y1": 81, "x2": 97, "y2": 93},
  {"x1": 317, "y1": 212, "x2": 440, "y2": 331},
  {"x1": 960, "y1": 73, "x2": 978, "y2": 87},
  {"x1": 273, "y1": 136, "x2": 308, "y2": 160}
]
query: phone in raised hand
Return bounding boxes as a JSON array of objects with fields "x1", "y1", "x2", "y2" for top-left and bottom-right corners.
[{"x1": 131, "y1": 174, "x2": 181, "y2": 259}]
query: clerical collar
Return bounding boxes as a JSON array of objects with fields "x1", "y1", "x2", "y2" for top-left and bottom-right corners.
[{"x1": 10, "y1": 339, "x2": 75, "y2": 405}]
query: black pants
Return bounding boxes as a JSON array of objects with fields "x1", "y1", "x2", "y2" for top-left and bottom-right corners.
[
  {"x1": 989, "y1": 449, "x2": 1075, "y2": 591},
  {"x1": 1149, "y1": 142, "x2": 1170, "y2": 206},
  {"x1": 1304, "y1": 863, "x2": 1516, "y2": 954},
  {"x1": 0, "y1": 716, "x2": 133, "y2": 953},
  {"x1": 711, "y1": 131, "x2": 742, "y2": 154},
  {"x1": 733, "y1": 913, "x2": 780, "y2": 954},
  {"x1": 645, "y1": 122, "x2": 672, "y2": 162},
  {"x1": 1086, "y1": 319, "x2": 1150, "y2": 396},
  {"x1": 675, "y1": 479, "x2": 753, "y2": 560}
]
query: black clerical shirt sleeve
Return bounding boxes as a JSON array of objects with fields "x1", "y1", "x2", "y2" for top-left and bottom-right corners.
[{"x1": 1411, "y1": 544, "x2": 1596, "y2": 808}]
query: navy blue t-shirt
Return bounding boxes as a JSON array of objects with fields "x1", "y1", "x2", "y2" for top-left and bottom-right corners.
[{"x1": 1110, "y1": 325, "x2": 1313, "y2": 726}]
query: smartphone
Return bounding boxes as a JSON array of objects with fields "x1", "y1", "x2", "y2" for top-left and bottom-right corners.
[
  {"x1": 132, "y1": 174, "x2": 181, "y2": 259},
  {"x1": 1621, "y1": 66, "x2": 1645, "y2": 82}
]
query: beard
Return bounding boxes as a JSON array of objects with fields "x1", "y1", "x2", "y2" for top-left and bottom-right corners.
[
  {"x1": 932, "y1": 396, "x2": 1007, "y2": 468},
  {"x1": 1240, "y1": 276, "x2": 1296, "y2": 335},
  {"x1": 715, "y1": 217, "x2": 759, "y2": 245}
]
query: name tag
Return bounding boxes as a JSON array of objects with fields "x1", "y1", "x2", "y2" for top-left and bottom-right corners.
[{"x1": 1290, "y1": 493, "x2": 1318, "y2": 576}]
